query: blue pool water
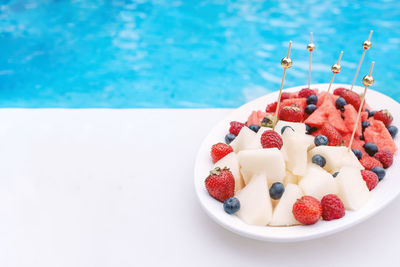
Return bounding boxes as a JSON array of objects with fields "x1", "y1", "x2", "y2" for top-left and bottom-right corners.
[{"x1": 0, "y1": 0, "x2": 399, "y2": 108}]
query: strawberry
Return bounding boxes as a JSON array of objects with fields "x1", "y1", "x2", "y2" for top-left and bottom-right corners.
[
  {"x1": 281, "y1": 92, "x2": 291, "y2": 101},
  {"x1": 292, "y1": 196, "x2": 322, "y2": 225},
  {"x1": 359, "y1": 156, "x2": 383, "y2": 170},
  {"x1": 374, "y1": 150, "x2": 393, "y2": 168},
  {"x1": 373, "y1": 109, "x2": 393, "y2": 127},
  {"x1": 205, "y1": 167, "x2": 235, "y2": 202},
  {"x1": 321, "y1": 122, "x2": 343, "y2": 146},
  {"x1": 265, "y1": 102, "x2": 277, "y2": 113},
  {"x1": 260, "y1": 130, "x2": 283, "y2": 149},
  {"x1": 333, "y1": 87, "x2": 346, "y2": 96},
  {"x1": 340, "y1": 89, "x2": 362, "y2": 110},
  {"x1": 361, "y1": 170, "x2": 379, "y2": 191},
  {"x1": 298, "y1": 88, "x2": 316, "y2": 98},
  {"x1": 321, "y1": 194, "x2": 345, "y2": 221},
  {"x1": 211, "y1": 143, "x2": 233, "y2": 163},
  {"x1": 279, "y1": 105, "x2": 303, "y2": 122},
  {"x1": 229, "y1": 121, "x2": 245, "y2": 136}
]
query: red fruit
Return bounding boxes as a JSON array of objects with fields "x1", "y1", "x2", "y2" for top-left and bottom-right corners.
[
  {"x1": 342, "y1": 133, "x2": 366, "y2": 155},
  {"x1": 333, "y1": 87, "x2": 346, "y2": 96},
  {"x1": 364, "y1": 118, "x2": 397, "y2": 154},
  {"x1": 281, "y1": 92, "x2": 291, "y2": 101},
  {"x1": 246, "y1": 110, "x2": 267, "y2": 126},
  {"x1": 279, "y1": 106, "x2": 303, "y2": 122},
  {"x1": 361, "y1": 170, "x2": 379, "y2": 191},
  {"x1": 205, "y1": 167, "x2": 235, "y2": 202},
  {"x1": 211, "y1": 143, "x2": 233, "y2": 163},
  {"x1": 280, "y1": 98, "x2": 308, "y2": 111},
  {"x1": 298, "y1": 88, "x2": 316, "y2": 98},
  {"x1": 229, "y1": 121, "x2": 245, "y2": 136},
  {"x1": 316, "y1": 92, "x2": 339, "y2": 107},
  {"x1": 321, "y1": 122, "x2": 343, "y2": 146},
  {"x1": 265, "y1": 102, "x2": 278, "y2": 113},
  {"x1": 374, "y1": 150, "x2": 393, "y2": 169},
  {"x1": 373, "y1": 109, "x2": 393, "y2": 127},
  {"x1": 304, "y1": 98, "x2": 348, "y2": 133},
  {"x1": 340, "y1": 89, "x2": 362, "y2": 110},
  {"x1": 260, "y1": 130, "x2": 283, "y2": 149},
  {"x1": 292, "y1": 196, "x2": 322, "y2": 225},
  {"x1": 343, "y1": 104, "x2": 362, "y2": 136},
  {"x1": 360, "y1": 156, "x2": 383, "y2": 170},
  {"x1": 321, "y1": 194, "x2": 345, "y2": 221}
]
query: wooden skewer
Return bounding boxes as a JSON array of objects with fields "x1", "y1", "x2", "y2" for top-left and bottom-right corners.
[
  {"x1": 350, "y1": 30, "x2": 373, "y2": 91},
  {"x1": 272, "y1": 41, "x2": 293, "y2": 130},
  {"x1": 323, "y1": 51, "x2": 343, "y2": 105},
  {"x1": 307, "y1": 32, "x2": 315, "y2": 89},
  {"x1": 348, "y1": 61, "x2": 375, "y2": 151}
]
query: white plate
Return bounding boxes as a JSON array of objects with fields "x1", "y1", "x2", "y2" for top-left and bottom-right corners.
[{"x1": 194, "y1": 83, "x2": 400, "y2": 242}]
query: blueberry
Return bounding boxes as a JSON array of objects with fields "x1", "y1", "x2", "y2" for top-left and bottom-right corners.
[
  {"x1": 352, "y1": 149, "x2": 362, "y2": 160},
  {"x1": 269, "y1": 182, "x2": 285, "y2": 200},
  {"x1": 362, "y1": 121, "x2": 370, "y2": 131},
  {"x1": 369, "y1": 110, "x2": 376, "y2": 118},
  {"x1": 365, "y1": 108, "x2": 371, "y2": 117},
  {"x1": 306, "y1": 124, "x2": 317, "y2": 135},
  {"x1": 312, "y1": 154, "x2": 326, "y2": 167},
  {"x1": 223, "y1": 197, "x2": 240, "y2": 214},
  {"x1": 225, "y1": 133, "x2": 236, "y2": 144},
  {"x1": 388, "y1": 125, "x2": 398, "y2": 139},
  {"x1": 248, "y1": 124, "x2": 260, "y2": 133},
  {"x1": 371, "y1": 166, "x2": 386, "y2": 181},
  {"x1": 332, "y1": 172, "x2": 339, "y2": 178},
  {"x1": 335, "y1": 97, "x2": 347, "y2": 111},
  {"x1": 363, "y1": 142, "x2": 378, "y2": 156},
  {"x1": 314, "y1": 134, "x2": 329, "y2": 146},
  {"x1": 307, "y1": 94, "x2": 318, "y2": 105},
  {"x1": 305, "y1": 104, "x2": 317, "y2": 115},
  {"x1": 281, "y1": 126, "x2": 294, "y2": 135}
]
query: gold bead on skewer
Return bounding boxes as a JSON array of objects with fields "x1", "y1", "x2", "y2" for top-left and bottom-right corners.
[
  {"x1": 331, "y1": 63, "x2": 341, "y2": 74},
  {"x1": 307, "y1": 43, "x2": 315, "y2": 52},
  {"x1": 281, "y1": 57, "x2": 292, "y2": 69},
  {"x1": 362, "y1": 74, "x2": 374, "y2": 87},
  {"x1": 363, "y1": 40, "x2": 372, "y2": 50}
]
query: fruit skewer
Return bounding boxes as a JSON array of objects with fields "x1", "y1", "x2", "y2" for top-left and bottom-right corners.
[
  {"x1": 348, "y1": 61, "x2": 375, "y2": 151},
  {"x1": 272, "y1": 41, "x2": 293, "y2": 130},
  {"x1": 350, "y1": 31, "x2": 373, "y2": 91},
  {"x1": 323, "y1": 51, "x2": 343, "y2": 105},
  {"x1": 307, "y1": 32, "x2": 315, "y2": 90}
]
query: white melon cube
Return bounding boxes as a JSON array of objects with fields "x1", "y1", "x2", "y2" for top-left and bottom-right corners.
[
  {"x1": 303, "y1": 134, "x2": 316, "y2": 151},
  {"x1": 283, "y1": 170, "x2": 299, "y2": 185},
  {"x1": 246, "y1": 127, "x2": 270, "y2": 150},
  {"x1": 270, "y1": 183, "x2": 303, "y2": 226},
  {"x1": 214, "y1": 152, "x2": 244, "y2": 192},
  {"x1": 235, "y1": 173, "x2": 273, "y2": 226},
  {"x1": 229, "y1": 127, "x2": 256, "y2": 152},
  {"x1": 299, "y1": 164, "x2": 338, "y2": 201},
  {"x1": 282, "y1": 130, "x2": 309, "y2": 176},
  {"x1": 275, "y1": 120, "x2": 306, "y2": 135},
  {"x1": 238, "y1": 148, "x2": 285, "y2": 184},
  {"x1": 336, "y1": 166, "x2": 370, "y2": 210},
  {"x1": 309, "y1": 146, "x2": 364, "y2": 173}
]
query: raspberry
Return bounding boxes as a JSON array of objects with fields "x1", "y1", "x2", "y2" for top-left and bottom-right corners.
[
  {"x1": 373, "y1": 110, "x2": 393, "y2": 127},
  {"x1": 265, "y1": 102, "x2": 278, "y2": 113},
  {"x1": 359, "y1": 156, "x2": 383, "y2": 170},
  {"x1": 321, "y1": 194, "x2": 345, "y2": 221},
  {"x1": 361, "y1": 170, "x2": 379, "y2": 191},
  {"x1": 279, "y1": 105, "x2": 303, "y2": 122},
  {"x1": 280, "y1": 92, "x2": 291, "y2": 101},
  {"x1": 292, "y1": 196, "x2": 322, "y2": 225},
  {"x1": 260, "y1": 130, "x2": 283, "y2": 149},
  {"x1": 374, "y1": 150, "x2": 393, "y2": 168},
  {"x1": 210, "y1": 143, "x2": 233, "y2": 163},
  {"x1": 298, "y1": 88, "x2": 316, "y2": 98},
  {"x1": 229, "y1": 121, "x2": 245, "y2": 136}
]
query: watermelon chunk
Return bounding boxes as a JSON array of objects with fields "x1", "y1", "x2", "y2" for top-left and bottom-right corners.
[
  {"x1": 304, "y1": 98, "x2": 349, "y2": 133},
  {"x1": 316, "y1": 92, "x2": 339, "y2": 107},
  {"x1": 361, "y1": 111, "x2": 368, "y2": 122},
  {"x1": 246, "y1": 110, "x2": 267, "y2": 126},
  {"x1": 343, "y1": 104, "x2": 362, "y2": 136},
  {"x1": 364, "y1": 118, "x2": 397, "y2": 154},
  {"x1": 342, "y1": 133, "x2": 367, "y2": 156}
]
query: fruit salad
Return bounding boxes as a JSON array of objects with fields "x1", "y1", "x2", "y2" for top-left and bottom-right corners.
[{"x1": 205, "y1": 88, "x2": 398, "y2": 226}]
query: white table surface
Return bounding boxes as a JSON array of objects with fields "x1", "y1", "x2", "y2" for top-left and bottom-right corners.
[{"x1": 0, "y1": 108, "x2": 399, "y2": 267}]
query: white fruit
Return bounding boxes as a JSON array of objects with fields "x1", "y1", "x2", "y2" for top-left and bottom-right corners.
[
  {"x1": 299, "y1": 163, "x2": 338, "y2": 201},
  {"x1": 303, "y1": 134, "x2": 316, "y2": 151},
  {"x1": 214, "y1": 152, "x2": 244, "y2": 192},
  {"x1": 283, "y1": 170, "x2": 299, "y2": 185},
  {"x1": 235, "y1": 173, "x2": 273, "y2": 226},
  {"x1": 238, "y1": 148, "x2": 285, "y2": 184},
  {"x1": 336, "y1": 166, "x2": 370, "y2": 210},
  {"x1": 240, "y1": 168, "x2": 253, "y2": 185},
  {"x1": 229, "y1": 127, "x2": 256, "y2": 152},
  {"x1": 247, "y1": 127, "x2": 270, "y2": 150},
  {"x1": 282, "y1": 130, "x2": 308, "y2": 176},
  {"x1": 270, "y1": 183, "x2": 303, "y2": 226},
  {"x1": 275, "y1": 120, "x2": 306, "y2": 135},
  {"x1": 309, "y1": 146, "x2": 364, "y2": 173}
]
